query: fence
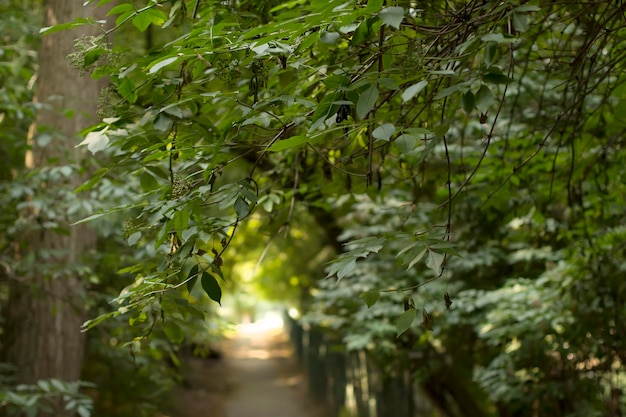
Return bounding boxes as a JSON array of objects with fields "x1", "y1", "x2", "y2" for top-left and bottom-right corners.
[{"x1": 285, "y1": 315, "x2": 435, "y2": 417}]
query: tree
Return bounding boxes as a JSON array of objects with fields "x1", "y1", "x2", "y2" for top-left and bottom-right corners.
[{"x1": 3, "y1": 0, "x2": 107, "y2": 390}]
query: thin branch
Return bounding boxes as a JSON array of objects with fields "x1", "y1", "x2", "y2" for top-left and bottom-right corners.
[{"x1": 284, "y1": 150, "x2": 300, "y2": 237}]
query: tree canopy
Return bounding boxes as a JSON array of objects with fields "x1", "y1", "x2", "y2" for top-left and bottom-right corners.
[{"x1": 1, "y1": 0, "x2": 625, "y2": 416}]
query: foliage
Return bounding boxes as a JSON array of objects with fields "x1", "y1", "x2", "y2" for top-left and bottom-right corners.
[
  {"x1": 0, "y1": 367, "x2": 94, "y2": 417},
  {"x1": 0, "y1": 0, "x2": 39, "y2": 180},
  {"x1": 0, "y1": 0, "x2": 39, "y2": 265},
  {"x1": 11, "y1": 0, "x2": 626, "y2": 415},
  {"x1": 0, "y1": 2, "x2": 213, "y2": 416}
]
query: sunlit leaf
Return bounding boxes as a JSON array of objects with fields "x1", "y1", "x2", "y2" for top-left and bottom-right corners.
[
  {"x1": 107, "y1": 3, "x2": 134, "y2": 16},
  {"x1": 132, "y1": 8, "x2": 167, "y2": 32},
  {"x1": 378, "y1": 7, "x2": 404, "y2": 29},
  {"x1": 39, "y1": 17, "x2": 95, "y2": 35},
  {"x1": 372, "y1": 123, "x2": 396, "y2": 141},
  {"x1": 127, "y1": 231, "x2": 141, "y2": 246},
  {"x1": 268, "y1": 135, "x2": 309, "y2": 152},
  {"x1": 402, "y1": 80, "x2": 428, "y2": 102},
  {"x1": 76, "y1": 129, "x2": 109, "y2": 154},
  {"x1": 148, "y1": 56, "x2": 178, "y2": 74}
]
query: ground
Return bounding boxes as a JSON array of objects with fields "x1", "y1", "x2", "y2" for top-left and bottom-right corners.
[{"x1": 170, "y1": 319, "x2": 322, "y2": 417}]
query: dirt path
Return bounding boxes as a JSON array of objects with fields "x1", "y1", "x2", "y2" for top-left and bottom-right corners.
[{"x1": 171, "y1": 321, "x2": 321, "y2": 417}]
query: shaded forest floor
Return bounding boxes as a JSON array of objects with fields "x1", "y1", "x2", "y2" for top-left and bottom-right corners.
[{"x1": 169, "y1": 322, "x2": 322, "y2": 417}]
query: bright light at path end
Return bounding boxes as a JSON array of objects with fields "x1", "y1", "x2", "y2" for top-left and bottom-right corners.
[{"x1": 236, "y1": 311, "x2": 284, "y2": 334}]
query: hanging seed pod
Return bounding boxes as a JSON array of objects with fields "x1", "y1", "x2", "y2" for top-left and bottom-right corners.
[
  {"x1": 421, "y1": 308, "x2": 433, "y2": 330},
  {"x1": 403, "y1": 296, "x2": 415, "y2": 311}
]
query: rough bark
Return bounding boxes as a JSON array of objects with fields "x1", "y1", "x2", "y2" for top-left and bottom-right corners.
[{"x1": 4, "y1": 0, "x2": 106, "y2": 387}]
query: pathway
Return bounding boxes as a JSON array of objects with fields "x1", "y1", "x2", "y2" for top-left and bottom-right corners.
[
  {"x1": 171, "y1": 317, "x2": 320, "y2": 417},
  {"x1": 225, "y1": 319, "x2": 319, "y2": 417}
]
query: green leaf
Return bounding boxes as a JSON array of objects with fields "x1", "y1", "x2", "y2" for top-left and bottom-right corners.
[
  {"x1": 462, "y1": 91, "x2": 475, "y2": 113},
  {"x1": 475, "y1": 85, "x2": 494, "y2": 113},
  {"x1": 143, "y1": 149, "x2": 168, "y2": 163},
  {"x1": 173, "y1": 209, "x2": 189, "y2": 234},
  {"x1": 107, "y1": 3, "x2": 134, "y2": 16},
  {"x1": 352, "y1": 19, "x2": 373, "y2": 45},
  {"x1": 187, "y1": 265, "x2": 199, "y2": 293},
  {"x1": 127, "y1": 231, "x2": 141, "y2": 246},
  {"x1": 82, "y1": 311, "x2": 117, "y2": 331},
  {"x1": 268, "y1": 135, "x2": 309, "y2": 152},
  {"x1": 402, "y1": 80, "x2": 428, "y2": 102},
  {"x1": 396, "y1": 308, "x2": 416, "y2": 337},
  {"x1": 116, "y1": 10, "x2": 134, "y2": 27},
  {"x1": 395, "y1": 134, "x2": 418, "y2": 153},
  {"x1": 481, "y1": 33, "x2": 504, "y2": 43},
  {"x1": 148, "y1": 56, "x2": 179, "y2": 74},
  {"x1": 364, "y1": 0, "x2": 384, "y2": 13},
  {"x1": 210, "y1": 262, "x2": 225, "y2": 281},
  {"x1": 162, "y1": 104, "x2": 184, "y2": 119},
  {"x1": 39, "y1": 17, "x2": 95, "y2": 35},
  {"x1": 153, "y1": 114, "x2": 173, "y2": 131},
  {"x1": 140, "y1": 171, "x2": 159, "y2": 192},
  {"x1": 74, "y1": 167, "x2": 108, "y2": 193},
  {"x1": 320, "y1": 31, "x2": 340, "y2": 44},
  {"x1": 512, "y1": 13, "x2": 528, "y2": 33},
  {"x1": 311, "y1": 92, "x2": 343, "y2": 128},
  {"x1": 356, "y1": 85, "x2": 379, "y2": 119},
  {"x1": 83, "y1": 48, "x2": 105, "y2": 67},
  {"x1": 327, "y1": 258, "x2": 356, "y2": 281},
  {"x1": 378, "y1": 78, "x2": 400, "y2": 90},
  {"x1": 238, "y1": 181, "x2": 258, "y2": 203},
  {"x1": 77, "y1": 129, "x2": 109, "y2": 154},
  {"x1": 433, "y1": 123, "x2": 450, "y2": 138},
  {"x1": 455, "y1": 36, "x2": 479, "y2": 54},
  {"x1": 372, "y1": 123, "x2": 396, "y2": 141},
  {"x1": 514, "y1": 5, "x2": 541, "y2": 12},
  {"x1": 132, "y1": 8, "x2": 167, "y2": 32},
  {"x1": 407, "y1": 247, "x2": 427, "y2": 270},
  {"x1": 346, "y1": 236, "x2": 386, "y2": 254},
  {"x1": 322, "y1": 75, "x2": 351, "y2": 89},
  {"x1": 484, "y1": 42, "x2": 497, "y2": 67},
  {"x1": 378, "y1": 7, "x2": 404, "y2": 29},
  {"x1": 163, "y1": 321, "x2": 185, "y2": 343},
  {"x1": 76, "y1": 406, "x2": 90, "y2": 417},
  {"x1": 234, "y1": 196, "x2": 250, "y2": 218},
  {"x1": 72, "y1": 203, "x2": 143, "y2": 226},
  {"x1": 360, "y1": 291, "x2": 380, "y2": 308},
  {"x1": 201, "y1": 272, "x2": 222, "y2": 305},
  {"x1": 425, "y1": 249, "x2": 444, "y2": 275},
  {"x1": 270, "y1": 0, "x2": 307, "y2": 13},
  {"x1": 117, "y1": 77, "x2": 138, "y2": 104},
  {"x1": 482, "y1": 73, "x2": 514, "y2": 84},
  {"x1": 435, "y1": 83, "x2": 463, "y2": 100}
]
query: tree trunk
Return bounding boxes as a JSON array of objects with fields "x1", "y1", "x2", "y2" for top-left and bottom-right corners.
[{"x1": 3, "y1": 0, "x2": 106, "y2": 387}]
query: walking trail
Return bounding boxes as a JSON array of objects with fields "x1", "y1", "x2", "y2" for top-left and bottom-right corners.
[{"x1": 171, "y1": 318, "x2": 321, "y2": 417}]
